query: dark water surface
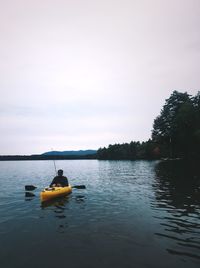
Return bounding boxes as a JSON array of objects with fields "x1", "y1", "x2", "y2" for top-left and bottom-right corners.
[{"x1": 0, "y1": 160, "x2": 200, "y2": 268}]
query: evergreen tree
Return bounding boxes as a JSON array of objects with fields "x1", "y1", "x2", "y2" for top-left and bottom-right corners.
[{"x1": 152, "y1": 91, "x2": 192, "y2": 157}]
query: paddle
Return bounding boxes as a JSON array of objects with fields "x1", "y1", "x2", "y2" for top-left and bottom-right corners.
[
  {"x1": 72, "y1": 185, "x2": 86, "y2": 189},
  {"x1": 25, "y1": 185, "x2": 86, "y2": 191},
  {"x1": 25, "y1": 185, "x2": 37, "y2": 191}
]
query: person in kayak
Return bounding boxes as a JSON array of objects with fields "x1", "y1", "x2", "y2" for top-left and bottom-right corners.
[{"x1": 50, "y1": 169, "x2": 69, "y2": 187}]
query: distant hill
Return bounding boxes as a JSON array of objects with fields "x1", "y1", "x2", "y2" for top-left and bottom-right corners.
[
  {"x1": 42, "y1": 150, "x2": 97, "y2": 156},
  {"x1": 0, "y1": 149, "x2": 97, "y2": 161}
]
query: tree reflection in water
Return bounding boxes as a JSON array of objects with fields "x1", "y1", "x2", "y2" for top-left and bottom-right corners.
[{"x1": 152, "y1": 160, "x2": 200, "y2": 261}]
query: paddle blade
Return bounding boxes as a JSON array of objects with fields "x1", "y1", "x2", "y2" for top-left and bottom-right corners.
[
  {"x1": 72, "y1": 185, "x2": 86, "y2": 189},
  {"x1": 25, "y1": 185, "x2": 37, "y2": 191}
]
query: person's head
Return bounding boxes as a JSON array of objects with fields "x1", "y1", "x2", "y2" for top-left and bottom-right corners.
[{"x1": 58, "y1": 169, "x2": 63, "y2": 176}]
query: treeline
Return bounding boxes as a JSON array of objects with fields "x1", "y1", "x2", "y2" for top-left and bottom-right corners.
[
  {"x1": 97, "y1": 90, "x2": 200, "y2": 160},
  {"x1": 97, "y1": 140, "x2": 160, "y2": 160}
]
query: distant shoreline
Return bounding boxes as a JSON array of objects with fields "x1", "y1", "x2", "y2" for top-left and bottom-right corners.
[{"x1": 0, "y1": 154, "x2": 97, "y2": 161}]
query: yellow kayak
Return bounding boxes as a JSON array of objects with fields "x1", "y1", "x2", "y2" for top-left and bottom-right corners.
[{"x1": 40, "y1": 185, "x2": 72, "y2": 202}]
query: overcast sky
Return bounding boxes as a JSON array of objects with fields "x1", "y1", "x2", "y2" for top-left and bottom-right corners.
[{"x1": 0, "y1": 0, "x2": 199, "y2": 154}]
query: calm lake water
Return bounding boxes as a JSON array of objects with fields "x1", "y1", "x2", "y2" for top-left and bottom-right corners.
[{"x1": 0, "y1": 160, "x2": 200, "y2": 268}]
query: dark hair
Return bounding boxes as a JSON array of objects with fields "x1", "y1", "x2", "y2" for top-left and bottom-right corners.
[{"x1": 58, "y1": 169, "x2": 63, "y2": 175}]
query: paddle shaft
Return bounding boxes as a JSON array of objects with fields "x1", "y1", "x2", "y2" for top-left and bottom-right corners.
[{"x1": 25, "y1": 184, "x2": 86, "y2": 191}]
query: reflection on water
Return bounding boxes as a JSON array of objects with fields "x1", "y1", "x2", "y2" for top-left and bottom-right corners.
[
  {"x1": 25, "y1": 191, "x2": 36, "y2": 201},
  {"x1": 40, "y1": 193, "x2": 86, "y2": 234},
  {"x1": 75, "y1": 195, "x2": 85, "y2": 202},
  {"x1": 25, "y1": 192, "x2": 36, "y2": 198},
  {"x1": 152, "y1": 160, "x2": 200, "y2": 261},
  {"x1": 41, "y1": 195, "x2": 71, "y2": 209},
  {"x1": 40, "y1": 193, "x2": 86, "y2": 209}
]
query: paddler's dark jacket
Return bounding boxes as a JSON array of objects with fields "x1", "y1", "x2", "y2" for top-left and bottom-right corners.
[{"x1": 50, "y1": 175, "x2": 69, "y2": 187}]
